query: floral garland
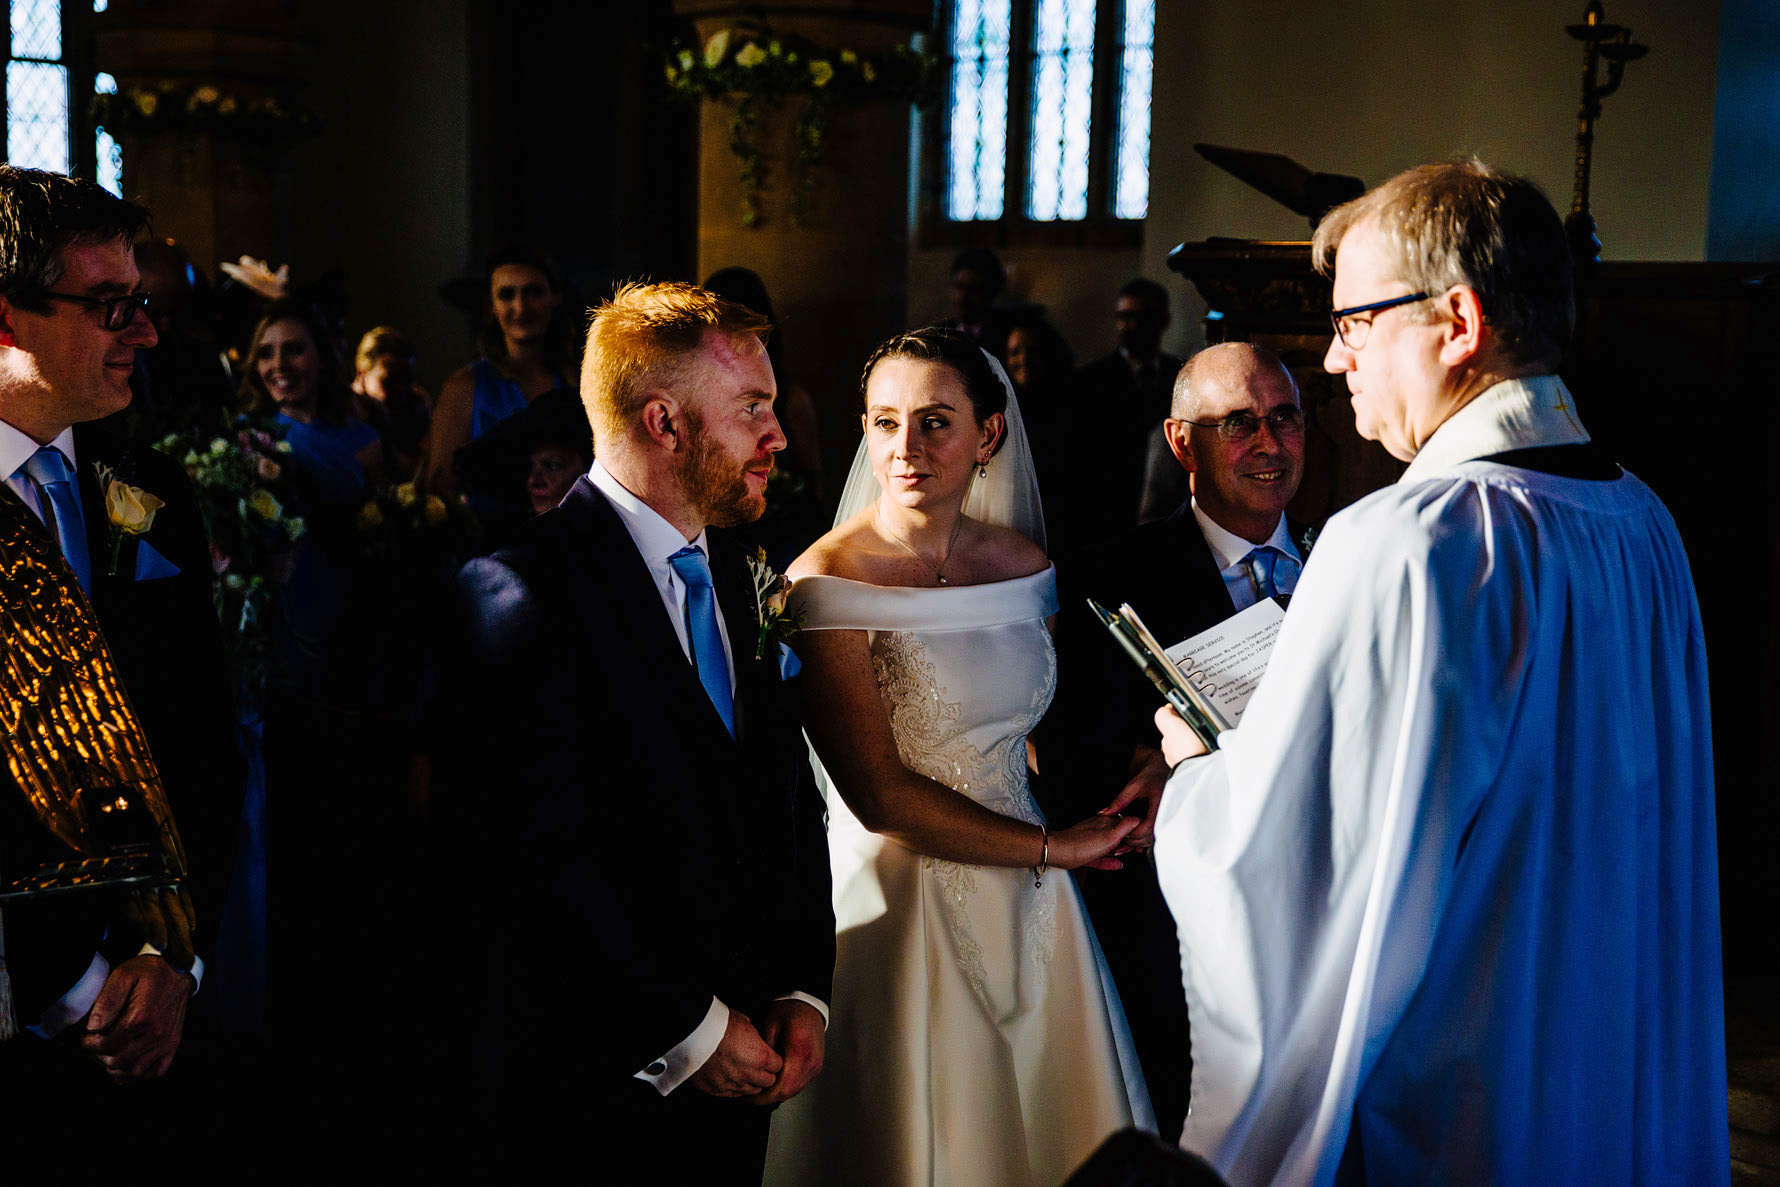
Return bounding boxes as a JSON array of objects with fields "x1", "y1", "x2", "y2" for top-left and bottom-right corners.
[
  {"x1": 91, "y1": 82, "x2": 321, "y2": 145},
  {"x1": 664, "y1": 24, "x2": 936, "y2": 227}
]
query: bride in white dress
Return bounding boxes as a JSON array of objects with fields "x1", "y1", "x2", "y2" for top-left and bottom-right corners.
[{"x1": 764, "y1": 329, "x2": 1154, "y2": 1187}]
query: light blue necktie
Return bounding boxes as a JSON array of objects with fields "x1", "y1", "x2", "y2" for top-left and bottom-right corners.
[
  {"x1": 24, "y1": 445, "x2": 91, "y2": 595},
  {"x1": 1244, "y1": 546, "x2": 1278, "y2": 602},
  {"x1": 668, "y1": 545, "x2": 735, "y2": 738}
]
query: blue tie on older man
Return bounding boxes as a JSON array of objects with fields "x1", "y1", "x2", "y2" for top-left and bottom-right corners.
[{"x1": 24, "y1": 445, "x2": 92, "y2": 595}]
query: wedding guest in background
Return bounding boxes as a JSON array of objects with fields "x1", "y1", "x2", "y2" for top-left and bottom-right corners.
[
  {"x1": 1148, "y1": 161, "x2": 1726, "y2": 1183},
  {"x1": 942, "y1": 245, "x2": 1017, "y2": 365},
  {"x1": 1036, "y1": 341, "x2": 1307, "y2": 1143},
  {"x1": 239, "y1": 299, "x2": 410, "y2": 1167},
  {"x1": 127, "y1": 236, "x2": 235, "y2": 442},
  {"x1": 453, "y1": 386, "x2": 592, "y2": 516},
  {"x1": 1065, "y1": 279, "x2": 1184, "y2": 549},
  {"x1": 1003, "y1": 313, "x2": 1077, "y2": 552},
  {"x1": 351, "y1": 324, "x2": 433, "y2": 481},
  {"x1": 240, "y1": 301, "x2": 384, "y2": 512},
  {"x1": 426, "y1": 248, "x2": 575, "y2": 494},
  {"x1": 702, "y1": 266, "x2": 825, "y2": 564}
]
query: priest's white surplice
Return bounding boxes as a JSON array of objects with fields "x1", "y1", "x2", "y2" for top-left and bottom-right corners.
[{"x1": 1154, "y1": 377, "x2": 1728, "y2": 1185}]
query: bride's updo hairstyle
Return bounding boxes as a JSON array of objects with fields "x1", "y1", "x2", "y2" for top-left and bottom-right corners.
[{"x1": 859, "y1": 326, "x2": 1010, "y2": 457}]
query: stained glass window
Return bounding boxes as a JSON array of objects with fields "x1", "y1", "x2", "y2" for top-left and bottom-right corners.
[
  {"x1": 1025, "y1": 0, "x2": 1094, "y2": 221},
  {"x1": 6, "y1": 0, "x2": 70, "y2": 174},
  {"x1": 940, "y1": 0, "x2": 1154, "y2": 226},
  {"x1": 947, "y1": 0, "x2": 1012, "y2": 221},
  {"x1": 1112, "y1": 0, "x2": 1154, "y2": 219},
  {"x1": 95, "y1": 72, "x2": 121, "y2": 196}
]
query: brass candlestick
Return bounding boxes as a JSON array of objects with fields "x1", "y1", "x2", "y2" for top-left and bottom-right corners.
[{"x1": 1565, "y1": 1, "x2": 1648, "y2": 269}]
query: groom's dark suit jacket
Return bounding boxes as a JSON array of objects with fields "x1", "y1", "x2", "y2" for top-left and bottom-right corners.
[
  {"x1": 1040, "y1": 498, "x2": 1303, "y2": 1141},
  {"x1": 0, "y1": 421, "x2": 239, "y2": 1029},
  {"x1": 452, "y1": 477, "x2": 833, "y2": 1162}
]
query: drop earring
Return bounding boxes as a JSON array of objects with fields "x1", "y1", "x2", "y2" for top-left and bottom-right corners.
[{"x1": 977, "y1": 458, "x2": 989, "y2": 478}]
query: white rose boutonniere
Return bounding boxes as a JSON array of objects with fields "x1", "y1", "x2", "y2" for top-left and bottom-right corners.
[
  {"x1": 94, "y1": 463, "x2": 166, "y2": 576},
  {"x1": 747, "y1": 547, "x2": 805, "y2": 660}
]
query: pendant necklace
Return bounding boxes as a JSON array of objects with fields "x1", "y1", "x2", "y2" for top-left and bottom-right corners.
[{"x1": 879, "y1": 503, "x2": 966, "y2": 586}]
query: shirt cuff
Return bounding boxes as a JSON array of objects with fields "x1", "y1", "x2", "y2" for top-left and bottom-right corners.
[
  {"x1": 633, "y1": 996, "x2": 729, "y2": 1097},
  {"x1": 775, "y1": 991, "x2": 829, "y2": 1029},
  {"x1": 137, "y1": 942, "x2": 204, "y2": 993}
]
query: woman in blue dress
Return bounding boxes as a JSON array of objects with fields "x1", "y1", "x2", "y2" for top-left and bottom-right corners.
[{"x1": 426, "y1": 250, "x2": 576, "y2": 496}]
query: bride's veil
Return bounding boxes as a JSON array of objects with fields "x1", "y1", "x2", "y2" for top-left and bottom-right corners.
[{"x1": 830, "y1": 349, "x2": 1047, "y2": 552}]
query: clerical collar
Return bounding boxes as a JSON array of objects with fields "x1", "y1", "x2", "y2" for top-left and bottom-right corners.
[
  {"x1": 1400, "y1": 375, "x2": 1590, "y2": 485},
  {"x1": 1191, "y1": 500, "x2": 1299, "y2": 572}
]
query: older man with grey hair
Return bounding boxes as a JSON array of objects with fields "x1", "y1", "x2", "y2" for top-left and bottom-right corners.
[
  {"x1": 1039, "y1": 339, "x2": 1307, "y2": 1143},
  {"x1": 1147, "y1": 161, "x2": 1727, "y2": 1185}
]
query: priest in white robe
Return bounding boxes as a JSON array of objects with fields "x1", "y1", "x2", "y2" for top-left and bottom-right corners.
[{"x1": 1145, "y1": 162, "x2": 1728, "y2": 1186}]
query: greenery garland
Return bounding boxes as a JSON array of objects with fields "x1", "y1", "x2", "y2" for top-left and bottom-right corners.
[
  {"x1": 665, "y1": 24, "x2": 937, "y2": 227},
  {"x1": 91, "y1": 82, "x2": 321, "y2": 146}
]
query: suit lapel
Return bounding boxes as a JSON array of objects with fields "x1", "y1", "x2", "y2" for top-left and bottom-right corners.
[
  {"x1": 556, "y1": 479, "x2": 739, "y2": 747},
  {"x1": 709, "y1": 531, "x2": 769, "y2": 746},
  {"x1": 73, "y1": 426, "x2": 115, "y2": 585}
]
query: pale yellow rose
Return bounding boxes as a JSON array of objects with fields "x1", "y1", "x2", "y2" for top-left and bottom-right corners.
[
  {"x1": 218, "y1": 96, "x2": 238, "y2": 115},
  {"x1": 248, "y1": 489, "x2": 283, "y2": 521},
  {"x1": 423, "y1": 495, "x2": 448, "y2": 526},
  {"x1": 810, "y1": 60, "x2": 834, "y2": 88},
  {"x1": 703, "y1": 29, "x2": 731, "y2": 68},
  {"x1": 193, "y1": 85, "x2": 220, "y2": 104},
  {"x1": 209, "y1": 437, "x2": 229, "y2": 455},
  {"x1": 104, "y1": 481, "x2": 164, "y2": 536},
  {"x1": 357, "y1": 501, "x2": 384, "y2": 530},
  {"x1": 257, "y1": 456, "x2": 281, "y2": 481},
  {"x1": 395, "y1": 482, "x2": 419, "y2": 508},
  {"x1": 736, "y1": 43, "x2": 767, "y2": 68},
  {"x1": 133, "y1": 92, "x2": 158, "y2": 117},
  {"x1": 861, "y1": 61, "x2": 877, "y2": 83},
  {"x1": 764, "y1": 581, "x2": 790, "y2": 617}
]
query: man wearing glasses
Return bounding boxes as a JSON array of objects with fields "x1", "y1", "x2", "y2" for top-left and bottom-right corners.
[
  {"x1": 1148, "y1": 161, "x2": 1726, "y2": 1184},
  {"x1": 0, "y1": 167, "x2": 236, "y2": 1150},
  {"x1": 1038, "y1": 340, "x2": 1306, "y2": 1142}
]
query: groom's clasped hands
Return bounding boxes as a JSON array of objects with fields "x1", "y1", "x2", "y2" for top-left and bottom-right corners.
[{"x1": 687, "y1": 998, "x2": 827, "y2": 1106}]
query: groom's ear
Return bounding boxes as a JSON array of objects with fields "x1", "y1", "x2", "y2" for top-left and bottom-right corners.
[{"x1": 642, "y1": 394, "x2": 683, "y2": 452}]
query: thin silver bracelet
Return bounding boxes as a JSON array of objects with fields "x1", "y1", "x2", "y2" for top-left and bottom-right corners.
[{"x1": 1034, "y1": 827, "x2": 1049, "y2": 889}]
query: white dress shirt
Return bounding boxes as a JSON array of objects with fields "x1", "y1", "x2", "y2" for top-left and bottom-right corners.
[
  {"x1": 586, "y1": 461, "x2": 828, "y2": 1095},
  {"x1": 1191, "y1": 501, "x2": 1302, "y2": 612},
  {"x1": 0, "y1": 417, "x2": 202, "y2": 1035},
  {"x1": 0, "y1": 419, "x2": 81, "y2": 527}
]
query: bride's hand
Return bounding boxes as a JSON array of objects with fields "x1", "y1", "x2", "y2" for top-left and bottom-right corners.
[{"x1": 1047, "y1": 813, "x2": 1140, "y2": 872}]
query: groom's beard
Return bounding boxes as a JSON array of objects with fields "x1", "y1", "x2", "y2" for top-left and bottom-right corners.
[{"x1": 678, "y1": 414, "x2": 772, "y2": 528}]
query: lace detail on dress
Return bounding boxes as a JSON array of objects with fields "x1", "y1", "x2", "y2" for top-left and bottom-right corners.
[{"x1": 872, "y1": 629, "x2": 1062, "y2": 1009}]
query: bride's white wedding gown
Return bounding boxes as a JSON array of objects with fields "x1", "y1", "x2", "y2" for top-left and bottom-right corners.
[{"x1": 764, "y1": 565, "x2": 1153, "y2": 1187}]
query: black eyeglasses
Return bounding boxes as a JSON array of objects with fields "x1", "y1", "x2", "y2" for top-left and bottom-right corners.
[
  {"x1": 1329, "y1": 292, "x2": 1429, "y2": 350},
  {"x1": 39, "y1": 290, "x2": 152, "y2": 331},
  {"x1": 1183, "y1": 406, "x2": 1306, "y2": 443}
]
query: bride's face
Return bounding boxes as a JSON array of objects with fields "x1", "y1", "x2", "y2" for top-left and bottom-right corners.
[{"x1": 863, "y1": 356, "x2": 1002, "y2": 511}]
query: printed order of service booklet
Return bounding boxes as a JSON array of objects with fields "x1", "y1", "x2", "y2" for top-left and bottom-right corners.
[{"x1": 1091, "y1": 595, "x2": 1286, "y2": 751}]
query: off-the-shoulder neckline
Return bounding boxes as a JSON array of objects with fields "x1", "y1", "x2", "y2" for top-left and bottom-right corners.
[{"x1": 791, "y1": 562, "x2": 1056, "y2": 592}]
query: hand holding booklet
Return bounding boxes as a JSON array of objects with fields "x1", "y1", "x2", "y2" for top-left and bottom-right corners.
[{"x1": 1088, "y1": 596, "x2": 1287, "y2": 753}]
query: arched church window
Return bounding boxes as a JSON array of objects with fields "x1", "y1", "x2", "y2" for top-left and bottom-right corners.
[
  {"x1": 937, "y1": 0, "x2": 1154, "y2": 235},
  {"x1": 3, "y1": 1, "x2": 112, "y2": 189}
]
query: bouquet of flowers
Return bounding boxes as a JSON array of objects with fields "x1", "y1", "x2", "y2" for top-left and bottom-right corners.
[
  {"x1": 354, "y1": 480, "x2": 480, "y2": 576},
  {"x1": 154, "y1": 417, "x2": 307, "y2": 706}
]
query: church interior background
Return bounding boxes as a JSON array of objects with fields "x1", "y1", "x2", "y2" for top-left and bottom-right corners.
[{"x1": 4, "y1": 0, "x2": 1776, "y2": 1174}]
